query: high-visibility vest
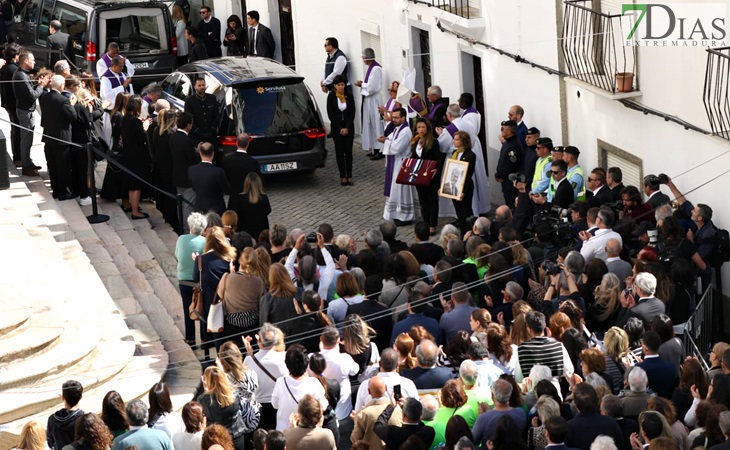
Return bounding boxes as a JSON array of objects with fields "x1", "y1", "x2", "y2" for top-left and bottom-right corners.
[
  {"x1": 531, "y1": 156, "x2": 553, "y2": 193},
  {"x1": 568, "y1": 164, "x2": 586, "y2": 201}
]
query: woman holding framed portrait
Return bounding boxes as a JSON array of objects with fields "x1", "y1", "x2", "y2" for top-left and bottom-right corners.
[{"x1": 440, "y1": 131, "x2": 476, "y2": 234}]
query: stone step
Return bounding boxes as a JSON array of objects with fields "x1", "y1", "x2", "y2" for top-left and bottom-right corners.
[
  {"x1": 0, "y1": 307, "x2": 64, "y2": 364},
  {"x1": 0, "y1": 300, "x2": 32, "y2": 338}
]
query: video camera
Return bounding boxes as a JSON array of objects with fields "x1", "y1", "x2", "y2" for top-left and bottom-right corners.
[
  {"x1": 544, "y1": 260, "x2": 561, "y2": 275},
  {"x1": 508, "y1": 172, "x2": 527, "y2": 183},
  {"x1": 646, "y1": 173, "x2": 669, "y2": 187},
  {"x1": 530, "y1": 206, "x2": 574, "y2": 246}
]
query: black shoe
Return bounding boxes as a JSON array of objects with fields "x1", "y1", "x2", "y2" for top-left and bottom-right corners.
[
  {"x1": 371, "y1": 153, "x2": 385, "y2": 161},
  {"x1": 393, "y1": 219, "x2": 413, "y2": 227},
  {"x1": 131, "y1": 212, "x2": 150, "y2": 220},
  {"x1": 57, "y1": 194, "x2": 76, "y2": 201}
]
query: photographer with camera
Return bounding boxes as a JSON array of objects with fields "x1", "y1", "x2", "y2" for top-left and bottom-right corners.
[
  {"x1": 664, "y1": 175, "x2": 717, "y2": 265},
  {"x1": 579, "y1": 207, "x2": 622, "y2": 264},
  {"x1": 616, "y1": 272, "x2": 665, "y2": 328},
  {"x1": 643, "y1": 174, "x2": 671, "y2": 209}
]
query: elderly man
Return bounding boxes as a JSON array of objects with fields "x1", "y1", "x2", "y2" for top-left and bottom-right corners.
[
  {"x1": 53, "y1": 59, "x2": 71, "y2": 77},
  {"x1": 39, "y1": 74, "x2": 77, "y2": 199},
  {"x1": 617, "y1": 272, "x2": 665, "y2": 327},
  {"x1": 579, "y1": 207, "x2": 622, "y2": 264},
  {"x1": 472, "y1": 379, "x2": 527, "y2": 447},
  {"x1": 400, "y1": 339, "x2": 454, "y2": 390},
  {"x1": 97, "y1": 42, "x2": 136, "y2": 78},
  {"x1": 112, "y1": 400, "x2": 172, "y2": 450},
  {"x1": 421, "y1": 394, "x2": 446, "y2": 450},
  {"x1": 439, "y1": 283, "x2": 476, "y2": 345},
  {"x1": 320, "y1": 327, "x2": 359, "y2": 420},
  {"x1": 100, "y1": 56, "x2": 133, "y2": 102},
  {"x1": 469, "y1": 342, "x2": 505, "y2": 388},
  {"x1": 243, "y1": 323, "x2": 288, "y2": 431},
  {"x1": 425, "y1": 85, "x2": 449, "y2": 130},
  {"x1": 605, "y1": 239, "x2": 632, "y2": 288},
  {"x1": 47, "y1": 20, "x2": 70, "y2": 67},
  {"x1": 460, "y1": 359, "x2": 494, "y2": 415},
  {"x1": 374, "y1": 397, "x2": 435, "y2": 450},
  {"x1": 620, "y1": 367, "x2": 652, "y2": 421},
  {"x1": 355, "y1": 48, "x2": 383, "y2": 158},
  {"x1": 352, "y1": 376, "x2": 402, "y2": 450},
  {"x1": 355, "y1": 348, "x2": 418, "y2": 412},
  {"x1": 141, "y1": 83, "x2": 164, "y2": 118}
]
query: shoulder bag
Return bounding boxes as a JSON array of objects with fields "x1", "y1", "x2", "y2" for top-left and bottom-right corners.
[
  {"x1": 207, "y1": 273, "x2": 227, "y2": 333},
  {"x1": 396, "y1": 157, "x2": 438, "y2": 187},
  {"x1": 250, "y1": 354, "x2": 277, "y2": 382},
  {"x1": 189, "y1": 257, "x2": 204, "y2": 320}
]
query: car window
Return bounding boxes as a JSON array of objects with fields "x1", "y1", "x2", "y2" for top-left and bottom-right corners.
[
  {"x1": 233, "y1": 81, "x2": 321, "y2": 136},
  {"x1": 161, "y1": 72, "x2": 192, "y2": 101},
  {"x1": 22, "y1": 0, "x2": 41, "y2": 23},
  {"x1": 54, "y1": 3, "x2": 85, "y2": 52},
  {"x1": 100, "y1": 9, "x2": 168, "y2": 54},
  {"x1": 37, "y1": 0, "x2": 54, "y2": 42}
]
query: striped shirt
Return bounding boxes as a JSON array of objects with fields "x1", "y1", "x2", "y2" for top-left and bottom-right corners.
[{"x1": 517, "y1": 336, "x2": 567, "y2": 378}]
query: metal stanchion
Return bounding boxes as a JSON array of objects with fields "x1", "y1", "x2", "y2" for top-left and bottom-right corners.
[
  {"x1": 85, "y1": 144, "x2": 109, "y2": 224},
  {"x1": 177, "y1": 193, "x2": 184, "y2": 234}
]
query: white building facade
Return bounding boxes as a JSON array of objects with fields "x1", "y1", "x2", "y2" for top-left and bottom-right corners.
[{"x1": 245, "y1": 0, "x2": 730, "y2": 288}]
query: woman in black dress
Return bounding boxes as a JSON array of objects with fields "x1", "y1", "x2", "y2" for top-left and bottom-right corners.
[
  {"x1": 326, "y1": 74, "x2": 355, "y2": 186},
  {"x1": 100, "y1": 92, "x2": 130, "y2": 204},
  {"x1": 411, "y1": 117, "x2": 442, "y2": 236},
  {"x1": 223, "y1": 15, "x2": 246, "y2": 56},
  {"x1": 121, "y1": 95, "x2": 151, "y2": 219},
  {"x1": 443, "y1": 130, "x2": 476, "y2": 234},
  {"x1": 152, "y1": 109, "x2": 179, "y2": 230},
  {"x1": 231, "y1": 172, "x2": 271, "y2": 239}
]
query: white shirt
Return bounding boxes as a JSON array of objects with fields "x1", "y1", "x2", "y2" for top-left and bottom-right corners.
[
  {"x1": 320, "y1": 346, "x2": 359, "y2": 420},
  {"x1": 382, "y1": 122, "x2": 412, "y2": 157},
  {"x1": 475, "y1": 359, "x2": 506, "y2": 388},
  {"x1": 172, "y1": 430, "x2": 203, "y2": 450},
  {"x1": 354, "y1": 371, "x2": 419, "y2": 412},
  {"x1": 151, "y1": 412, "x2": 186, "y2": 443},
  {"x1": 96, "y1": 54, "x2": 136, "y2": 79},
  {"x1": 244, "y1": 349, "x2": 288, "y2": 403},
  {"x1": 271, "y1": 375, "x2": 328, "y2": 431},
  {"x1": 580, "y1": 228, "x2": 623, "y2": 264}
]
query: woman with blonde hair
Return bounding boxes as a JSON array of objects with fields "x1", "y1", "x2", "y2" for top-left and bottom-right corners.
[
  {"x1": 171, "y1": 5, "x2": 188, "y2": 65},
  {"x1": 588, "y1": 273, "x2": 621, "y2": 334},
  {"x1": 394, "y1": 333, "x2": 417, "y2": 371},
  {"x1": 252, "y1": 247, "x2": 272, "y2": 290},
  {"x1": 198, "y1": 366, "x2": 246, "y2": 450},
  {"x1": 218, "y1": 246, "x2": 265, "y2": 339},
  {"x1": 151, "y1": 108, "x2": 180, "y2": 229},
  {"x1": 232, "y1": 172, "x2": 271, "y2": 240},
  {"x1": 342, "y1": 314, "x2": 380, "y2": 382},
  {"x1": 221, "y1": 211, "x2": 238, "y2": 240},
  {"x1": 259, "y1": 263, "x2": 299, "y2": 337},
  {"x1": 194, "y1": 226, "x2": 237, "y2": 358},
  {"x1": 217, "y1": 341, "x2": 258, "y2": 402},
  {"x1": 527, "y1": 395, "x2": 561, "y2": 450},
  {"x1": 13, "y1": 420, "x2": 46, "y2": 450},
  {"x1": 603, "y1": 326, "x2": 632, "y2": 393}
]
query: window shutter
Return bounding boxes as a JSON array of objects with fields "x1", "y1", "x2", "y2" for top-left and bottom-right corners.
[{"x1": 606, "y1": 152, "x2": 642, "y2": 189}]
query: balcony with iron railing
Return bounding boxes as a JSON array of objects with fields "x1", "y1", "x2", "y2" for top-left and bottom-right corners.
[
  {"x1": 704, "y1": 47, "x2": 730, "y2": 141},
  {"x1": 409, "y1": 0, "x2": 482, "y2": 19},
  {"x1": 562, "y1": 0, "x2": 640, "y2": 97}
]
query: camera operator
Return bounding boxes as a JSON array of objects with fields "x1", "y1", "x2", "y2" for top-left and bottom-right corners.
[
  {"x1": 664, "y1": 175, "x2": 717, "y2": 265},
  {"x1": 643, "y1": 174, "x2": 671, "y2": 209},
  {"x1": 531, "y1": 160, "x2": 574, "y2": 209},
  {"x1": 619, "y1": 185, "x2": 655, "y2": 225},
  {"x1": 586, "y1": 168, "x2": 612, "y2": 207},
  {"x1": 569, "y1": 201, "x2": 589, "y2": 241},
  {"x1": 578, "y1": 207, "x2": 622, "y2": 264},
  {"x1": 616, "y1": 272, "x2": 665, "y2": 328},
  {"x1": 544, "y1": 259, "x2": 587, "y2": 316}
]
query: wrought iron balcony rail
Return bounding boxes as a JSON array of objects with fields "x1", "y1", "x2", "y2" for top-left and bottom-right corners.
[
  {"x1": 409, "y1": 0, "x2": 481, "y2": 20},
  {"x1": 562, "y1": 0, "x2": 638, "y2": 94},
  {"x1": 704, "y1": 47, "x2": 730, "y2": 140}
]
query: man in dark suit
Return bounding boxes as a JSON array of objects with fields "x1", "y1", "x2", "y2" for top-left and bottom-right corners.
[
  {"x1": 601, "y1": 394, "x2": 640, "y2": 450},
  {"x1": 246, "y1": 10, "x2": 276, "y2": 59},
  {"x1": 544, "y1": 416, "x2": 581, "y2": 450},
  {"x1": 184, "y1": 77, "x2": 220, "y2": 146},
  {"x1": 607, "y1": 166, "x2": 625, "y2": 203},
  {"x1": 637, "y1": 331, "x2": 678, "y2": 398},
  {"x1": 40, "y1": 75, "x2": 77, "y2": 200},
  {"x1": 374, "y1": 397, "x2": 435, "y2": 450},
  {"x1": 566, "y1": 383, "x2": 626, "y2": 450},
  {"x1": 188, "y1": 142, "x2": 230, "y2": 215},
  {"x1": 46, "y1": 20, "x2": 70, "y2": 67},
  {"x1": 197, "y1": 5, "x2": 222, "y2": 58},
  {"x1": 170, "y1": 112, "x2": 200, "y2": 229},
  {"x1": 410, "y1": 221, "x2": 444, "y2": 266},
  {"x1": 1, "y1": 43, "x2": 22, "y2": 165},
  {"x1": 222, "y1": 133, "x2": 260, "y2": 208},
  {"x1": 586, "y1": 168, "x2": 613, "y2": 207},
  {"x1": 537, "y1": 159, "x2": 574, "y2": 210},
  {"x1": 643, "y1": 175, "x2": 671, "y2": 209}
]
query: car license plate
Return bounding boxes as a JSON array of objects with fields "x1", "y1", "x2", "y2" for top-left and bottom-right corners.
[
  {"x1": 133, "y1": 62, "x2": 149, "y2": 69},
  {"x1": 263, "y1": 162, "x2": 297, "y2": 172}
]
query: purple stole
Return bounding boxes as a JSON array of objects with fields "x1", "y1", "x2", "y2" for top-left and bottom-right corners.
[
  {"x1": 101, "y1": 53, "x2": 113, "y2": 69},
  {"x1": 426, "y1": 102, "x2": 446, "y2": 122},
  {"x1": 384, "y1": 122, "x2": 409, "y2": 197},
  {"x1": 385, "y1": 98, "x2": 396, "y2": 112},
  {"x1": 143, "y1": 95, "x2": 153, "y2": 104},
  {"x1": 408, "y1": 94, "x2": 427, "y2": 116},
  {"x1": 102, "y1": 69, "x2": 123, "y2": 89},
  {"x1": 445, "y1": 123, "x2": 459, "y2": 137},
  {"x1": 463, "y1": 107, "x2": 478, "y2": 116},
  {"x1": 364, "y1": 61, "x2": 380, "y2": 83}
]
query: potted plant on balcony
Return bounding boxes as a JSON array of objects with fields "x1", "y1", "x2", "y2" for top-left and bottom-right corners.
[{"x1": 615, "y1": 72, "x2": 634, "y2": 92}]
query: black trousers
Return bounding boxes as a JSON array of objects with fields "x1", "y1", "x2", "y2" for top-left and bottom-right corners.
[
  {"x1": 70, "y1": 145, "x2": 89, "y2": 197},
  {"x1": 416, "y1": 182, "x2": 440, "y2": 228},
  {"x1": 5, "y1": 108, "x2": 21, "y2": 162},
  {"x1": 452, "y1": 182, "x2": 474, "y2": 234},
  {"x1": 332, "y1": 131, "x2": 354, "y2": 178},
  {"x1": 501, "y1": 179, "x2": 518, "y2": 209},
  {"x1": 179, "y1": 283, "x2": 196, "y2": 342},
  {"x1": 259, "y1": 403, "x2": 277, "y2": 431},
  {"x1": 45, "y1": 143, "x2": 71, "y2": 197}
]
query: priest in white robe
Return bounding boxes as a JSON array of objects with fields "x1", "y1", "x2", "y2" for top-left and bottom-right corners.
[
  {"x1": 355, "y1": 48, "x2": 383, "y2": 158},
  {"x1": 436, "y1": 103, "x2": 491, "y2": 217},
  {"x1": 381, "y1": 107, "x2": 419, "y2": 224}
]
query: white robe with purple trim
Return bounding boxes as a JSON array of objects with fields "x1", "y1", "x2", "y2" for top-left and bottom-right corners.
[
  {"x1": 360, "y1": 63, "x2": 383, "y2": 152},
  {"x1": 383, "y1": 122, "x2": 419, "y2": 221}
]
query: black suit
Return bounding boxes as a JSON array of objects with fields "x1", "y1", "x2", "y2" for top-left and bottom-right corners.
[
  {"x1": 647, "y1": 191, "x2": 671, "y2": 209},
  {"x1": 408, "y1": 242, "x2": 445, "y2": 267},
  {"x1": 197, "y1": 17, "x2": 222, "y2": 57},
  {"x1": 327, "y1": 91, "x2": 356, "y2": 179},
  {"x1": 552, "y1": 178, "x2": 575, "y2": 209},
  {"x1": 374, "y1": 405, "x2": 435, "y2": 450},
  {"x1": 450, "y1": 148, "x2": 477, "y2": 234},
  {"x1": 411, "y1": 139, "x2": 443, "y2": 228},
  {"x1": 248, "y1": 24, "x2": 275, "y2": 59},
  {"x1": 184, "y1": 93, "x2": 220, "y2": 146},
  {"x1": 188, "y1": 161, "x2": 231, "y2": 215},
  {"x1": 39, "y1": 89, "x2": 76, "y2": 196},
  {"x1": 0, "y1": 61, "x2": 20, "y2": 161},
  {"x1": 222, "y1": 150, "x2": 260, "y2": 208},
  {"x1": 188, "y1": 40, "x2": 208, "y2": 63},
  {"x1": 47, "y1": 31, "x2": 70, "y2": 67},
  {"x1": 610, "y1": 183, "x2": 625, "y2": 202},
  {"x1": 637, "y1": 356, "x2": 678, "y2": 398},
  {"x1": 566, "y1": 413, "x2": 626, "y2": 450},
  {"x1": 588, "y1": 185, "x2": 613, "y2": 207},
  {"x1": 170, "y1": 131, "x2": 199, "y2": 188}
]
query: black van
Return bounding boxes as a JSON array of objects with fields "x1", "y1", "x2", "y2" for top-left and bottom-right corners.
[
  {"x1": 8, "y1": 0, "x2": 177, "y2": 89},
  {"x1": 160, "y1": 57, "x2": 328, "y2": 174}
]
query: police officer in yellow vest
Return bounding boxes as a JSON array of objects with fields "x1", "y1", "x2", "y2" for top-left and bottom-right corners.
[
  {"x1": 530, "y1": 137, "x2": 553, "y2": 196},
  {"x1": 563, "y1": 145, "x2": 586, "y2": 201}
]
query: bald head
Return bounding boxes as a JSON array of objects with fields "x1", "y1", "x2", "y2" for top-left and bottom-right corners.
[
  {"x1": 508, "y1": 105, "x2": 524, "y2": 122},
  {"x1": 368, "y1": 376, "x2": 386, "y2": 398},
  {"x1": 605, "y1": 239, "x2": 621, "y2": 258},
  {"x1": 495, "y1": 205, "x2": 512, "y2": 222},
  {"x1": 415, "y1": 339, "x2": 438, "y2": 368},
  {"x1": 420, "y1": 394, "x2": 439, "y2": 421}
]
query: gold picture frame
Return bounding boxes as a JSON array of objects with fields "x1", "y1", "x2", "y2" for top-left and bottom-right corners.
[{"x1": 439, "y1": 159, "x2": 469, "y2": 200}]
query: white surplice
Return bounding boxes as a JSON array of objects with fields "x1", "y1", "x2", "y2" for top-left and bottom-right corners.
[
  {"x1": 360, "y1": 64, "x2": 383, "y2": 152},
  {"x1": 383, "y1": 122, "x2": 419, "y2": 221}
]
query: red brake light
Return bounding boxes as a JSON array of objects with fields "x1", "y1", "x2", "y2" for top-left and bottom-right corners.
[
  {"x1": 86, "y1": 41, "x2": 97, "y2": 61},
  {"x1": 302, "y1": 128, "x2": 326, "y2": 139},
  {"x1": 171, "y1": 36, "x2": 178, "y2": 56},
  {"x1": 218, "y1": 136, "x2": 238, "y2": 146}
]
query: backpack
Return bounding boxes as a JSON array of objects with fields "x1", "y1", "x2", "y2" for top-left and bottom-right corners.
[
  {"x1": 657, "y1": 239, "x2": 683, "y2": 267},
  {"x1": 704, "y1": 228, "x2": 730, "y2": 267}
]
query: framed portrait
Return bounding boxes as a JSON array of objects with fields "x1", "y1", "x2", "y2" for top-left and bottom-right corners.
[{"x1": 439, "y1": 159, "x2": 469, "y2": 200}]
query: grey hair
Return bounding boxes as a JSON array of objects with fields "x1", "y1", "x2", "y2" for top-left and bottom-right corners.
[
  {"x1": 628, "y1": 366, "x2": 648, "y2": 392},
  {"x1": 492, "y1": 379, "x2": 513, "y2": 404},
  {"x1": 564, "y1": 251, "x2": 585, "y2": 276},
  {"x1": 600, "y1": 394, "x2": 624, "y2": 418},
  {"x1": 126, "y1": 399, "x2": 149, "y2": 426},
  {"x1": 528, "y1": 364, "x2": 552, "y2": 388},
  {"x1": 535, "y1": 395, "x2": 561, "y2": 424},
  {"x1": 454, "y1": 437, "x2": 477, "y2": 450},
  {"x1": 451, "y1": 281, "x2": 470, "y2": 304},
  {"x1": 414, "y1": 281, "x2": 432, "y2": 296},
  {"x1": 585, "y1": 372, "x2": 609, "y2": 388},
  {"x1": 655, "y1": 204, "x2": 673, "y2": 222},
  {"x1": 415, "y1": 339, "x2": 437, "y2": 367},
  {"x1": 634, "y1": 272, "x2": 657, "y2": 297},
  {"x1": 379, "y1": 220, "x2": 397, "y2": 241},
  {"x1": 145, "y1": 83, "x2": 163, "y2": 95},
  {"x1": 719, "y1": 410, "x2": 730, "y2": 435},
  {"x1": 446, "y1": 103, "x2": 462, "y2": 118},
  {"x1": 362, "y1": 47, "x2": 376, "y2": 59},
  {"x1": 351, "y1": 267, "x2": 366, "y2": 292},
  {"x1": 440, "y1": 224, "x2": 460, "y2": 242},
  {"x1": 50, "y1": 19, "x2": 62, "y2": 31},
  {"x1": 447, "y1": 238, "x2": 465, "y2": 259},
  {"x1": 50, "y1": 74, "x2": 65, "y2": 90},
  {"x1": 290, "y1": 228, "x2": 305, "y2": 244},
  {"x1": 420, "y1": 394, "x2": 439, "y2": 421},
  {"x1": 53, "y1": 59, "x2": 69, "y2": 74},
  {"x1": 365, "y1": 229, "x2": 383, "y2": 248},
  {"x1": 259, "y1": 323, "x2": 280, "y2": 349},
  {"x1": 187, "y1": 212, "x2": 207, "y2": 235},
  {"x1": 589, "y1": 436, "x2": 618, "y2": 450},
  {"x1": 474, "y1": 217, "x2": 491, "y2": 234},
  {"x1": 504, "y1": 281, "x2": 523, "y2": 301},
  {"x1": 154, "y1": 99, "x2": 171, "y2": 112},
  {"x1": 402, "y1": 397, "x2": 423, "y2": 422},
  {"x1": 427, "y1": 85, "x2": 442, "y2": 97},
  {"x1": 459, "y1": 359, "x2": 479, "y2": 387}
]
